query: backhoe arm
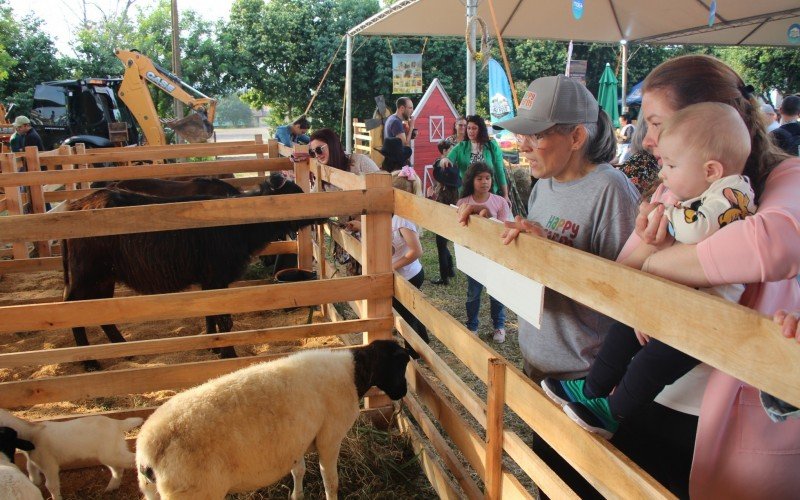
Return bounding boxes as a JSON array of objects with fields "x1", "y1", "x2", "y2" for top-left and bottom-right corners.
[{"x1": 115, "y1": 49, "x2": 217, "y2": 145}]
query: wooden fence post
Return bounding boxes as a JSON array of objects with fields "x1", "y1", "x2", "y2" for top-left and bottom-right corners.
[
  {"x1": 255, "y1": 134, "x2": 265, "y2": 178},
  {"x1": 267, "y1": 138, "x2": 279, "y2": 160},
  {"x1": 311, "y1": 158, "x2": 330, "y2": 319},
  {"x1": 1, "y1": 153, "x2": 29, "y2": 259},
  {"x1": 361, "y1": 171, "x2": 394, "y2": 410},
  {"x1": 73, "y1": 144, "x2": 89, "y2": 190},
  {"x1": 485, "y1": 358, "x2": 507, "y2": 500},
  {"x1": 24, "y1": 147, "x2": 50, "y2": 257},
  {"x1": 292, "y1": 143, "x2": 312, "y2": 272}
]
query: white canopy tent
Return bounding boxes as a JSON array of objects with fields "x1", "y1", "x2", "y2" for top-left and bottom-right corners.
[{"x1": 343, "y1": 0, "x2": 800, "y2": 150}]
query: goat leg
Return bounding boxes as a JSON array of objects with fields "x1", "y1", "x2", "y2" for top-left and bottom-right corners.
[
  {"x1": 215, "y1": 314, "x2": 237, "y2": 359},
  {"x1": 72, "y1": 327, "x2": 102, "y2": 371}
]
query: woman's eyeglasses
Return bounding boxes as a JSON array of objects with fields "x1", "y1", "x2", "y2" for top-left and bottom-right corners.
[
  {"x1": 308, "y1": 144, "x2": 328, "y2": 158},
  {"x1": 515, "y1": 127, "x2": 560, "y2": 147}
]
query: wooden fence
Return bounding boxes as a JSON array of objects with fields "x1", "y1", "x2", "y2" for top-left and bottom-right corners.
[{"x1": 1, "y1": 139, "x2": 798, "y2": 498}]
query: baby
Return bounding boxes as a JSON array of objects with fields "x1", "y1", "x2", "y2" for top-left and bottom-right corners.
[{"x1": 542, "y1": 101, "x2": 757, "y2": 438}]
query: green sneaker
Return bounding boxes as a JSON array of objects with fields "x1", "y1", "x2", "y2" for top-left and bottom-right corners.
[
  {"x1": 563, "y1": 398, "x2": 619, "y2": 439},
  {"x1": 540, "y1": 377, "x2": 592, "y2": 407}
]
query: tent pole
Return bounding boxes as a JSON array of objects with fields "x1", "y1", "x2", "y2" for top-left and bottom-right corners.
[
  {"x1": 466, "y1": 0, "x2": 477, "y2": 115},
  {"x1": 621, "y1": 40, "x2": 628, "y2": 114},
  {"x1": 345, "y1": 34, "x2": 353, "y2": 154}
]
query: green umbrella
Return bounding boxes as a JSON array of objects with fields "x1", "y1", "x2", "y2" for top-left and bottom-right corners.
[{"x1": 597, "y1": 62, "x2": 620, "y2": 128}]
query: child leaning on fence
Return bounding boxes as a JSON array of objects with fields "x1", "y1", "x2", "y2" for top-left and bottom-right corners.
[
  {"x1": 456, "y1": 162, "x2": 512, "y2": 343},
  {"x1": 541, "y1": 102, "x2": 758, "y2": 438}
]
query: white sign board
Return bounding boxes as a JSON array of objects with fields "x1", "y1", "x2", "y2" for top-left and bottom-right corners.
[{"x1": 454, "y1": 231, "x2": 545, "y2": 328}]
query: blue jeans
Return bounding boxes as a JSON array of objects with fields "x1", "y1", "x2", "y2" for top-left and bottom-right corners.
[{"x1": 465, "y1": 276, "x2": 505, "y2": 331}]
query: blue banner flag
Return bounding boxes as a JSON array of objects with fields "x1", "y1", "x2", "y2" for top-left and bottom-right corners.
[{"x1": 488, "y1": 58, "x2": 514, "y2": 123}]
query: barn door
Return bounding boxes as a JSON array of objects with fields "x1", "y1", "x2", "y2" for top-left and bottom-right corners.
[{"x1": 429, "y1": 116, "x2": 445, "y2": 142}]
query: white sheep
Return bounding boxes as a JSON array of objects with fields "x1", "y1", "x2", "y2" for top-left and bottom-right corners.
[
  {"x1": 0, "y1": 427, "x2": 43, "y2": 500},
  {"x1": 0, "y1": 409, "x2": 143, "y2": 500},
  {"x1": 136, "y1": 340, "x2": 410, "y2": 500}
]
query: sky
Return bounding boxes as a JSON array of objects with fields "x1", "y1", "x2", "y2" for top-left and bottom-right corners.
[{"x1": 7, "y1": 0, "x2": 234, "y2": 54}]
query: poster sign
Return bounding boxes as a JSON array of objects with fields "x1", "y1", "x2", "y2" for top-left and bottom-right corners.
[
  {"x1": 789, "y1": 23, "x2": 800, "y2": 44},
  {"x1": 392, "y1": 54, "x2": 423, "y2": 94},
  {"x1": 568, "y1": 60, "x2": 588, "y2": 86},
  {"x1": 572, "y1": 0, "x2": 584, "y2": 20}
]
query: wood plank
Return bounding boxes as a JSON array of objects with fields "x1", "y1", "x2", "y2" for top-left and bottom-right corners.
[
  {"x1": 485, "y1": 358, "x2": 507, "y2": 500},
  {"x1": 326, "y1": 221, "x2": 363, "y2": 263},
  {"x1": 0, "y1": 155, "x2": 28, "y2": 259},
  {"x1": 0, "y1": 256, "x2": 61, "y2": 274},
  {"x1": 394, "y1": 189, "x2": 800, "y2": 408},
  {"x1": 37, "y1": 143, "x2": 272, "y2": 167},
  {"x1": 401, "y1": 388, "x2": 483, "y2": 500},
  {"x1": 0, "y1": 157, "x2": 292, "y2": 188},
  {"x1": 0, "y1": 274, "x2": 393, "y2": 334},
  {"x1": 316, "y1": 162, "x2": 367, "y2": 190},
  {"x1": 397, "y1": 307, "x2": 577, "y2": 499},
  {"x1": 0, "y1": 196, "x2": 7, "y2": 212},
  {"x1": 394, "y1": 277, "x2": 673, "y2": 498},
  {"x1": 294, "y1": 153, "x2": 313, "y2": 271},
  {"x1": 0, "y1": 346, "x2": 385, "y2": 408},
  {"x1": 408, "y1": 363, "x2": 534, "y2": 499},
  {"x1": 23, "y1": 148, "x2": 51, "y2": 257},
  {"x1": 1, "y1": 189, "x2": 393, "y2": 242},
  {"x1": 396, "y1": 410, "x2": 465, "y2": 500},
  {"x1": 0, "y1": 318, "x2": 393, "y2": 367}
]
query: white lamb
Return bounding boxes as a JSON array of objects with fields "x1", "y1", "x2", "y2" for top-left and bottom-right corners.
[
  {"x1": 136, "y1": 340, "x2": 410, "y2": 500},
  {"x1": 0, "y1": 427, "x2": 43, "y2": 500},
  {"x1": 0, "y1": 409, "x2": 143, "y2": 500}
]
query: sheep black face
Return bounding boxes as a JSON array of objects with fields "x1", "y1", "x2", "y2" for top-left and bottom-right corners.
[
  {"x1": 353, "y1": 340, "x2": 411, "y2": 400},
  {"x1": 0, "y1": 426, "x2": 34, "y2": 463}
]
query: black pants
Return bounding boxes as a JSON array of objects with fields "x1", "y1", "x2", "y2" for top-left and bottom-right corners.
[
  {"x1": 392, "y1": 269, "x2": 429, "y2": 343},
  {"x1": 435, "y1": 235, "x2": 453, "y2": 279},
  {"x1": 586, "y1": 322, "x2": 700, "y2": 419}
]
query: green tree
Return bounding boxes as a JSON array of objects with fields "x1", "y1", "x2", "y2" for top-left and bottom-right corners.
[
  {"x1": 0, "y1": 3, "x2": 64, "y2": 116},
  {"x1": 216, "y1": 94, "x2": 254, "y2": 126},
  {"x1": 716, "y1": 46, "x2": 800, "y2": 100}
]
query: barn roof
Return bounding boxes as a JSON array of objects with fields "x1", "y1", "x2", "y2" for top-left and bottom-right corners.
[{"x1": 412, "y1": 78, "x2": 461, "y2": 121}]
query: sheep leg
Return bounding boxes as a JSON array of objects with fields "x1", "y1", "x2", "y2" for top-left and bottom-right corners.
[
  {"x1": 208, "y1": 314, "x2": 236, "y2": 359},
  {"x1": 37, "y1": 457, "x2": 62, "y2": 500},
  {"x1": 290, "y1": 456, "x2": 306, "y2": 500},
  {"x1": 100, "y1": 324, "x2": 126, "y2": 343},
  {"x1": 317, "y1": 441, "x2": 342, "y2": 500},
  {"x1": 105, "y1": 465, "x2": 125, "y2": 491},
  {"x1": 26, "y1": 457, "x2": 42, "y2": 485}
]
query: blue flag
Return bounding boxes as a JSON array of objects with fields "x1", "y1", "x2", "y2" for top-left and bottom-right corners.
[{"x1": 488, "y1": 58, "x2": 514, "y2": 124}]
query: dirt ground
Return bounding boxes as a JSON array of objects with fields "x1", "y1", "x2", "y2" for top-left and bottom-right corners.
[{"x1": 0, "y1": 267, "x2": 425, "y2": 499}]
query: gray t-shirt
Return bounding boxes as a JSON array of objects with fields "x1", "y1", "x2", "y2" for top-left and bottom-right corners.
[
  {"x1": 384, "y1": 114, "x2": 404, "y2": 140},
  {"x1": 519, "y1": 163, "x2": 639, "y2": 379}
]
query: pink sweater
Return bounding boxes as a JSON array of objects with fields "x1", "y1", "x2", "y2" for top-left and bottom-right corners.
[{"x1": 622, "y1": 159, "x2": 800, "y2": 498}]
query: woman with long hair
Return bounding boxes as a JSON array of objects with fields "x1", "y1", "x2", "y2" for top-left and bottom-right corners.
[
  {"x1": 440, "y1": 115, "x2": 509, "y2": 203},
  {"x1": 622, "y1": 54, "x2": 800, "y2": 499},
  {"x1": 307, "y1": 128, "x2": 379, "y2": 174}
]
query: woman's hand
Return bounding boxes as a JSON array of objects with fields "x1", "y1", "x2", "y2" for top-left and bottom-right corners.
[
  {"x1": 290, "y1": 152, "x2": 310, "y2": 163},
  {"x1": 635, "y1": 202, "x2": 674, "y2": 249},
  {"x1": 345, "y1": 220, "x2": 361, "y2": 233},
  {"x1": 634, "y1": 330, "x2": 651, "y2": 345},
  {"x1": 774, "y1": 310, "x2": 800, "y2": 342},
  {"x1": 501, "y1": 216, "x2": 545, "y2": 245}
]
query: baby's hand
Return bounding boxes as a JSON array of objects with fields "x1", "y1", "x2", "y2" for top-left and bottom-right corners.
[
  {"x1": 634, "y1": 329, "x2": 651, "y2": 345},
  {"x1": 774, "y1": 310, "x2": 800, "y2": 342},
  {"x1": 478, "y1": 208, "x2": 490, "y2": 218}
]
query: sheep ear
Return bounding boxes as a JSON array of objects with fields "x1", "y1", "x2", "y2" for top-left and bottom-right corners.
[{"x1": 15, "y1": 438, "x2": 34, "y2": 451}]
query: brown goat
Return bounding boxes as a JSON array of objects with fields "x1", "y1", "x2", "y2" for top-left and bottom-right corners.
[{"x1": 62, "y1": 174, "x2": 320, "y2": 370}]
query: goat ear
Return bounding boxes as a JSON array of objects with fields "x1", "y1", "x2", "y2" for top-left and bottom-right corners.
[{"x1": 15, "y1": 438, "x2": 34, "y2": 451}]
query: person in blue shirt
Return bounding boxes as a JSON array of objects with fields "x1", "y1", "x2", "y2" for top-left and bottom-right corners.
[{"x1": 274, "y1": 115, "x2": 311, "y2": 147}]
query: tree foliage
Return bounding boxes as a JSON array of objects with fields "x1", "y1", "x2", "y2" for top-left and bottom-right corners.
[
  {"x1": 216, "y1": 94, "x2": 254, "y2": 127},
  {"x1": 0, "y1": 0, "x2": 64, "y2": 116}
]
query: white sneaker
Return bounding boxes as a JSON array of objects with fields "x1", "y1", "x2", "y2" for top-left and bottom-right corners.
[{"x1": 493, "y1": 328, "x2": 506, "y2": 343}]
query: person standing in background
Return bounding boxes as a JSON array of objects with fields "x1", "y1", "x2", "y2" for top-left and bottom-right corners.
[
  {"x1": 384, "y1": 97, "x2": 416, "y2": 146},
  {"x1": 9, "y1": 116, "x2": 44, "y2": 152}
]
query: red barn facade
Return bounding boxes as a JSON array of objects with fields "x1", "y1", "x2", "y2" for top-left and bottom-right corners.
[{"x1": 410, "y1": 78, "x2": 461, "y2": 190}]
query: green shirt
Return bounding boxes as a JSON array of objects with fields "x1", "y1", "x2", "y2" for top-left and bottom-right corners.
[{"x1": 447, "y1": 139, "x2": 507, "y2": 194}]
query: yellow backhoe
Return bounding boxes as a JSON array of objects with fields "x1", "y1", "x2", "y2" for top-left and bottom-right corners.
[{"x1": 114, "y1": 49, "x2": 217, "y2": 145}]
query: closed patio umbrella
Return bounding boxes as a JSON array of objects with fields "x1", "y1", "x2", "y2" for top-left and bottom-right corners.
[{"x1": 597, "y1": 62, "x2": 620, "y2": 128}]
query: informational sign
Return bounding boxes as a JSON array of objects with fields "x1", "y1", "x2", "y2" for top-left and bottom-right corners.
[
  {"x1": 392, "y1": 54, "x2": 423, "y2": 94},
  {"x1": 453, "y1": 216, "x2": 545, "y2": 328},
  {"x1": 568, "y1": 60, "x2": 588, "y2": 86},
  {"x1": 572, "y1": 0, "x2": 584, "y2": 20},
  {"x1": 789, "y1": 23, "x2": 800, "y2": 45}
]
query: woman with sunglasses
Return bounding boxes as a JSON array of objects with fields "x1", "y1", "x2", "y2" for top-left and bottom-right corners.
[{"x1": 307, "y1": 128, "x2": 379, "y2": 174}]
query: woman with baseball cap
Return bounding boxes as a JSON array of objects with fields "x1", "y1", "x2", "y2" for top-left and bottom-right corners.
[{"x1": 462, "y1": 74, "x2": 640, "y2": 497}]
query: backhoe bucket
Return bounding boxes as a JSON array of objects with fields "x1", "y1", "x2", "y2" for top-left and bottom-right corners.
[{"x1": 164, "y1": 111, "x2": 214, "y2": 143}]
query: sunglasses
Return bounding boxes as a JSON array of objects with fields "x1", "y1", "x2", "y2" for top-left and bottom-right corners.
[{"x1": 308, "y1": 144, "x2": 328, "y2": 158}]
